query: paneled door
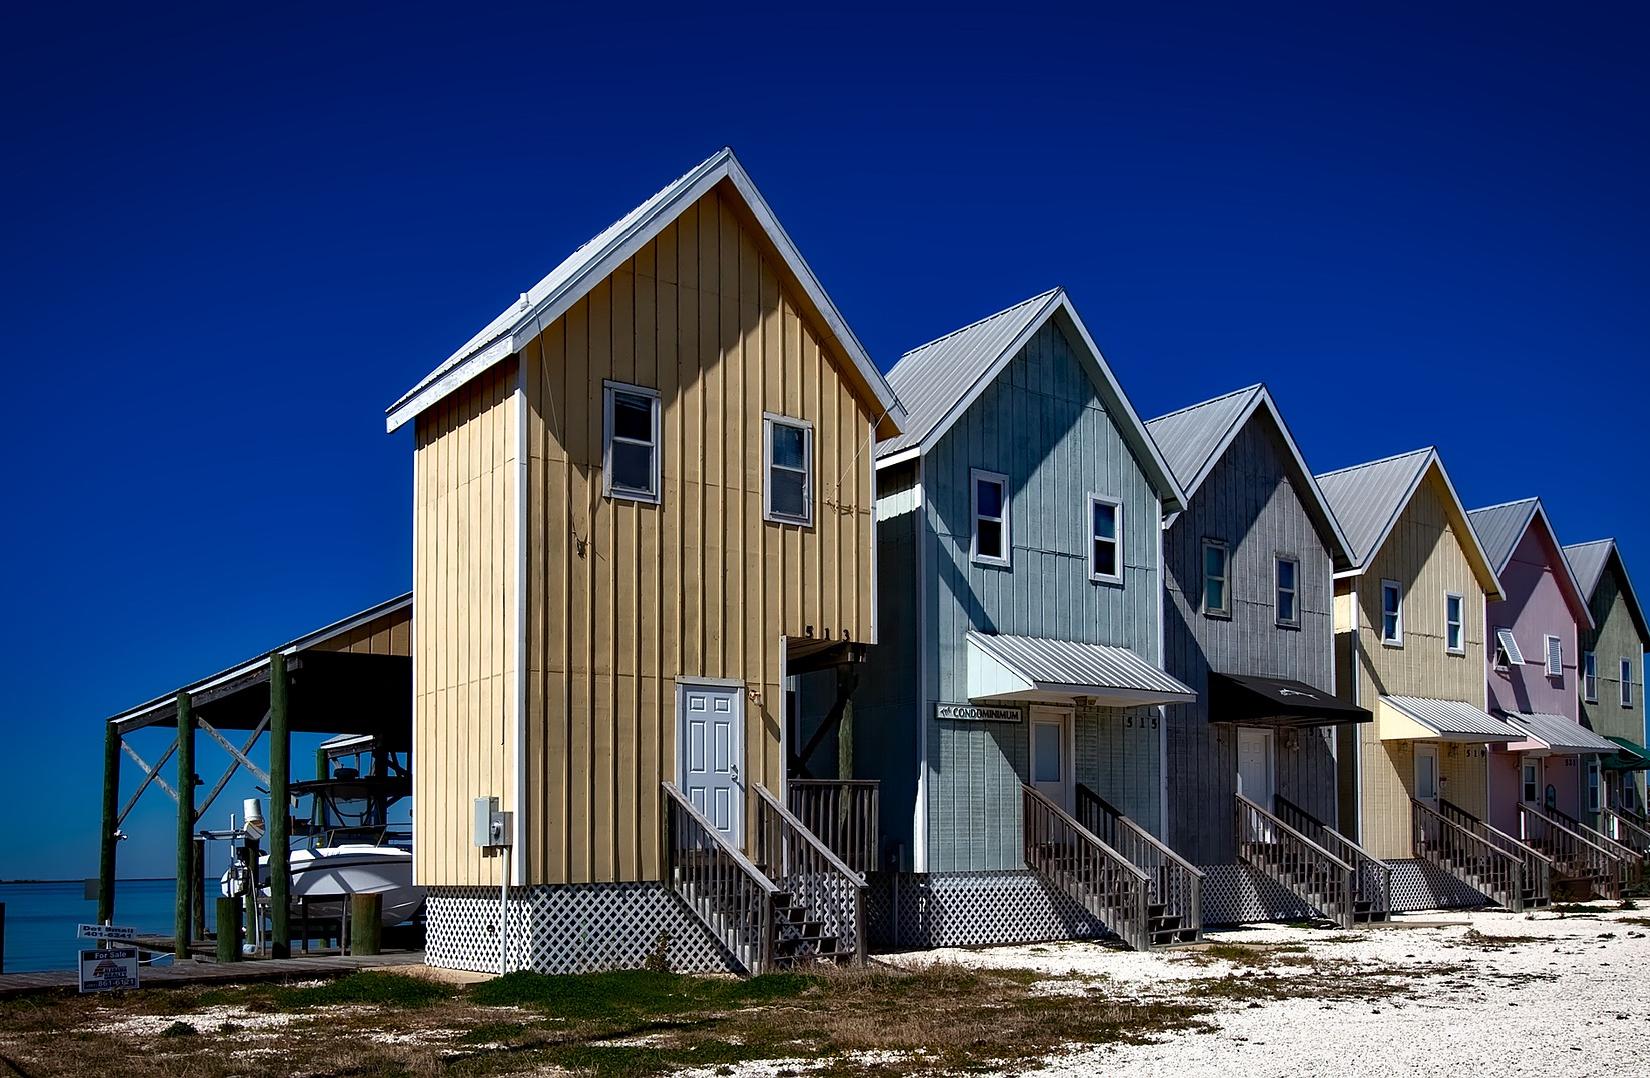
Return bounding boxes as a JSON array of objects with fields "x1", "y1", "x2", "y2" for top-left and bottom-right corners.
[
  {"x1": 1236, "y1": 727, "x2": 1276, "y2": 809},
  {"x1": 678, "y1": 681, "x2": 745, "y2": 848},
  {"x1": 1414, "y1": 744, "x2": 1440, "y2": 811},
  {"x1": 1029, "y1": 706, "x2": 1075, "y2": 812}
]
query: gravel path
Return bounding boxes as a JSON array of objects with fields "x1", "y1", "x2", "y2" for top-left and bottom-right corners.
[{"x1": 884, "y1": 901, "x2": 1650, "y2": 1075}]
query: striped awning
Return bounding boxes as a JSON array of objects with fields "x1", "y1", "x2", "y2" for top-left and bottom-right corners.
[
  {"x1": 1378, "y1": 695, "x2": 1523, "y2": 743},
  {"x1": 965, "y1": 631, "x2": 1197, "y2": 707},
  {"x1": 1503, "y1": 711, "x2": 1619, "y2": 755}
]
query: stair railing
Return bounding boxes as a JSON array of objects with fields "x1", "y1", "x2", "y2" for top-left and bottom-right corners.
[
  {"x1": 1518, "y1": 803, "x2": 1623, "y2": 898},
  {"x1": 1236, "y1": 793, "x2": 1356, "y2": 928},
  {"x1": 786, "y1": 779, "x2": 880, "y2": 876},
  {"x1": 1540, "y1": 803, "x2": 1641, "y2": 866},
  {"x1": 1602, "y1": 806, "x2": 1650, "y2": 857},
  {"x1": 1439, "y1": 798, "x2": 1553, "y2": 907},
  {"x1": 662, "y1": 781, "x2": 778, "y2": 974},
  {"x1": 1076, "y1": 784, "x2": 1202, "y2": 942},
  {"x1": 754, "y1": 785, "x2": 867, "y2": 964},
  {"x1": 1022, "y1": 785, "x2": 1151, "y2": 951},
  {"x1": 1275, "y1": 794, "x2": 1392, "y2": 921}
]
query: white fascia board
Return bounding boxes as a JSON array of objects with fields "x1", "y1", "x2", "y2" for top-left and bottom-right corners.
[
  {"x1": 875, "y1": 446, "x2": 921, "y2": 469},
  {"x1": 1429, "y1": 454, "x2": 1505, "y2": 601}
]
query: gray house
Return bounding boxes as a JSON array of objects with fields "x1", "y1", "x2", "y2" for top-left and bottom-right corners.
[
  {"x1": 1145, "y1": 386, "x2": 1377, "y2": 925},
  {"x1": 852, "y1": 288, "x2": 1199, "y2": 951}
]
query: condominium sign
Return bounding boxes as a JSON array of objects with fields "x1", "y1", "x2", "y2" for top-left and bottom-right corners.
[{"x1": 935, "y1": 703, "x2": 1020, "y2": 723}]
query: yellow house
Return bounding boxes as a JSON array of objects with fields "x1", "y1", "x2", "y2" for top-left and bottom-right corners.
[
  {"x1": 385, "y1": 148, "x2": 905, "y2": 974},
  {"x1": 1316, "y1": 448, "x2": 1552, "y2": 911}
]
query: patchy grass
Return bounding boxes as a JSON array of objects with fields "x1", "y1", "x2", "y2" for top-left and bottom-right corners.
[{"x1": 1187, "y1": 943, "x2": 1315, "y2": 968}]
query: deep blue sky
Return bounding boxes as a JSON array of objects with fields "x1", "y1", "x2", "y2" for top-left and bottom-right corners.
[{"x1": 3, "y1": 3, "x2": 1646, "y2": 881}]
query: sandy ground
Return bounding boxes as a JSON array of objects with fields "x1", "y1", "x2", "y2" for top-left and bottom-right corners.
[{"x1": 882, "y1": 901, "x2": 1650, "y2": 1075}]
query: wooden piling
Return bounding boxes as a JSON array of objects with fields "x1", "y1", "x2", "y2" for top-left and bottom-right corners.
[
  {"x1": 243, "y1": 838, "x2": 260, "y2": 954},
  {"x1": 191, "y1": 838, "x2": 205, "y2": 943},
  {"x1": 349, "y1": 894, "x2": 382, "y2": 956},
  {"x1": 98, "y1": 721, "x2": 120, "y2": 924},
  {"x1": 174, "y1": 692, "x2": 194, "y2": 959},
  {"x1": 1, "y1": 901, "x2": 7, "y2": 974},
  {"x1": 269, "y1": 652, "x2": 291, "y2": 958},
  {"x1": 215, "y1": 897, "x2": 241, "y2": 962}
]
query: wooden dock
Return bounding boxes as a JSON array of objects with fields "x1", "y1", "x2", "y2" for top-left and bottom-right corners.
[{"x1": 0, "y1": 950, "x2": 426, "y2": 998}]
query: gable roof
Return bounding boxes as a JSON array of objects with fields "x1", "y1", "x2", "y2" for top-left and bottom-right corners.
[
  {"x1": 1315, "y1": 447, "x2": 1502, "y2": 598},
  {"x1": 1563, "y1": 538, "x2": 1650, "y2": 642},
  {"x1": 1145, "y1": 384, "x2": 1355, "y2": 570},
  {"x1": 873, "y1": 288, "x2": 1185, "y2": 511},
  {"x1": 1466, "y1": 498, "x2": 1593, "y2": 628},
  {"x1": 385, "y1": 147, "x2": 905, "y2": 437}
]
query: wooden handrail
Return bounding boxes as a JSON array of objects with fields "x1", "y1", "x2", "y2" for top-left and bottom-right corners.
[
  {"x1": 1022, "y1": 784, "x2": 1151, "y2": 951},
  {"x1": 1274, "y1": 794, "x2": 1392, "y2": 919},
  {"x1": 1518, "y1": 803, "x2": 1624, "y2": 898},
  {"x1": 1236, "y1": 793, "x2": 1355, "y2": 927},
  {"x1": 1441, "y1": 799, "x2": 1556, "y2": 868},
  {"x1": 1077, "y1": 785, "x2": 1205, "y2": 877},
  {"x1": 1076, "y1": 784, "x2": 1202, "y2": 943},
  {"x1": 662, "y1": 782, "x2": 779, "y2": 973},
  {"x1": 1602, "y1": 806, "x2": 1650, "y2": 855},
  {"x1": 786, "y1": 779, "x2": 880, "y2": 875},
  {"x1": 1413, "y1": 797, "x2": 1530, "y2": 911},
  {"x1": 754, "y1": 785, "x2": 867, "y2": 965},
  {"x1": 1540, "y1": 803, "x2": 1640, "y2": 863}
]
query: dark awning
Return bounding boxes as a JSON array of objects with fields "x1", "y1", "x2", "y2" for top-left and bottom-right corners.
[
  {"x1": 1602, "y1": 735, "x2": 1650, "y2": 772},
  {"x1": 1209, "y1": 672, "x2": 1372, "y2": 729}
]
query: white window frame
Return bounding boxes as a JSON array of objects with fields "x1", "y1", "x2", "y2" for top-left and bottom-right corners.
[
  {"x1": 1086, "y1": 494, "x2": 1123, "y2": 585},
  {"x1": 1544, "y1": 634, "x2": 1563, "y2": 679},
  {"x1": 1494, "y1": 628, "x2": 1525, "y2": 669},
  {"x1": 1622, "y1": 658, "x2": 1635, "y2": 709},
  {"x1": 761, "y1": 412, "x2": 814, "y2": 527},
  {"x1": 602, "y1": 380, "x2": 662, "y2": 504},
  {"x1": 1583, "y1": 651, "x2": 1598, "y2": 703},
  {"x1": 1380, "y1": 579, "x2": 1403, "y2": 646},
  {"x1": 1444, "y1": 592, "x2": 1464, "y2": 655},
  {"x1": 970, "y1": 468, "x2": 1010, "y2": 568},
  {"x1": 1588, "y1": 759, "x2": 1601, "y2": 814},
  {"x1": 1522, "y1": 760, "x2": 1539, "y2": 805},
  {"x1": 1274, "y1": 556, "x2": 1300, "y2": 628},
  {"x1": 1202, "y1": 539, "x2": 1231, "y2": 618}
]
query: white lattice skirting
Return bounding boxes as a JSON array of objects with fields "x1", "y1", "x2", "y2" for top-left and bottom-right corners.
[
  {"x1": 1385, "y1": 859, "x2": 1494, "y2": 912},
  {"x1": 867, "y1": 871, "x2": 1114, "y2": 950},
  {"x1": 425, "y1": 884, "x2": 742, "y2": 975},
  {"x1": 1198, "y1": 865, "x2": 1319, "y2": 925}
]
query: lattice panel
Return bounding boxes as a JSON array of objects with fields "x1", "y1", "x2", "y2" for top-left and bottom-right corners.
[
  {"x1": 1198, "y1": 864, "x2": 1318, "y2": 925},
  {"x1": 425, "y1": 884, "x2": 742, "y2": 975},
  {"x1": 866, "y1": 871, "x2": 1113, "y2": 950},
  {"x1": 1386, "y1": 859, "x2": 1493, "y2": 912}
]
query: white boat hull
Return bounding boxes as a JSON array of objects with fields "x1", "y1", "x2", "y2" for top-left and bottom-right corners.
[{"x1": 221, "y1": 845, "x2": 424, "y2": 926}]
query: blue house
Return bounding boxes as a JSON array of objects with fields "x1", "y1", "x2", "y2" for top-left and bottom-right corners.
[{"x1": 852, "y1": 289, "x2": 1198, "y2": 950}]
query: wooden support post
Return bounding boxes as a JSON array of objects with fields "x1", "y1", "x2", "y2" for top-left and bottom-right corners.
[
  {"x1": 1, "y1": 901, "x2": 7, "y2": 974},
  {"x1": 191, "y1": 838, "x2": 206, "y2": 943},
  {"x1": 215, "y1": 897, "x2": 241, "y2": 962},
  {"x1": 269, "y1": 652, "x2": 292, "y2": 959},
  {"x1": 244, "y1": 838, "x2": 260, "y2": 955},
  {"x1": 350, "y1": 894, "x2": 382, "y2": 955},
  {"x1": 315, "y1": 746, "x2": 329, "y2": 781},
  {"x1": 174, "y1": 692, "x2": 194, "y2": 960},
  {"x1": 98, "y1": 721, "x2": 120, "y2": 924}
]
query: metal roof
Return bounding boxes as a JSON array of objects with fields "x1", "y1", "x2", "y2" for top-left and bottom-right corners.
[
  {"x1": 874, "y1": 289, "x2": 1185, "y2": 511},
  {"x1": 1503, "y1": 711, "x2": 1619, "y2": 754},
  {"x1": 1382, "y1": 695, "x2": 1522, "y2": 740},
  {"x1": 1467, "y1": 498, "x2": 1592, "y2": 628},
  {"x1": 1563, "y1": 538, "x2": 1650, "y2": 643},
  {"x1": 384, "y1": 147, "x2": 905, "y2": 437},
  {"x1": 967, "y1": 631, "x2": 1196, "y2": 704},
  {"x1": 1145, "y1": 384, "x2": 1355, "y2": 570}
]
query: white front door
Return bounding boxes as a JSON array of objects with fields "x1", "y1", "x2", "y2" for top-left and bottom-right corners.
[
  {"x1": 1414, "y1": 744, "x2": 1440, "y2": 810},
  {"x1": 1029, "y1": 706, "x2": 1074, "y2": 811},
  {"x1": 1236, "y1": 727, "x2": 1276, "y2": 809},
  {"x1": 678, "y1": 681, "x2": 745, "y2": 848}
]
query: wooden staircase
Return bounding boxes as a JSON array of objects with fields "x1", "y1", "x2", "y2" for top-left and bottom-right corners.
[
  {"x1": 1519, "y1": 802, "x2": 1632, "y2": 900},
  {"x1": 1236, "y1": 793, "x2": 1356, "y2": 927},
  {"x1": 663, "y1": 782, "x2": 866, "y2": 974},
  {"x1": 1412, "y1": 799, "x2": 1551, "y2": 911},
  {"x1": 1076, "y1": 784, "x2": 1203, "y2": 944},
  {"x1": 1274, "y1": 795, "x2": 1392, "y2": 924}
]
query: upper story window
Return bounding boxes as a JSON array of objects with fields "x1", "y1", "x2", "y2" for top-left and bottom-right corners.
[
  {"x1": 1544, "y1": 634, "x2": 1563, "y2": 679},
  {"x1": 1202, "y1": 540, "x2": 1231, "y2": 617},
  {"x1": 1445, "y1": 593, "x2": 1464, "y2": 654},
  {"x1": 1493, "y1": 628, "x2": 1524, "y2": 670},
  {"x1": 762, "y1": 414, "x2": 813, "y2": 526},
  {"x1": 1275, "y1": 557, "x2": 1299, "y2": 627},
  {"x1": 971, "y1": 469, "x2": 1010, "y2": 567},
  {"x1": 1622, "y1": 658, "x2": 1635, "y2": 708},
  {"x1": 603, "y1": 381, "x2": 661, "y2": 503},
  {"x1": 1584, "y1": 651, "x2": 1598, "y2": 702},
  {"x1": 1087, "y1": 495, "x2": 1122, "y2": 584},
  {"x1": 1380, "y1": 579, "x2": 1403, "y2": 645}
]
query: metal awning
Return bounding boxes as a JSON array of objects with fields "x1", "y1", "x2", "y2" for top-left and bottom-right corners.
[
  {"x1": 1378, "y1": 695, "x2": 1522, "y2": 743},
  {"x1": 1602, "y1": 735, "x2": 1650, "y2": 772},
  {"x1": 965, "y1": 631, "x2": 1196, "y2": 706},
  {"x1": 1208, "y1": 672, "x2": 1372, "y2": 728},
  {"x1": 1502, "y1": 711, "x2": 1620, "y2": 756}
]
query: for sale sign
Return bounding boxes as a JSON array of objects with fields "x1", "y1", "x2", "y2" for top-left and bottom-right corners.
[{"x1": 78, "y1": 947, "x2": 140, "y2": 993}]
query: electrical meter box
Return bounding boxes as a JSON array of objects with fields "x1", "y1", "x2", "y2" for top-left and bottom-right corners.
[{"x1": 472, "y1": 796, "x2": 513, "y2": 848}]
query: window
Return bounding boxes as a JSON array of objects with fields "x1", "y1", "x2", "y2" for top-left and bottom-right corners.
[
  {"x1": 1493, "y1": 628, "x2": 1525, "y2": 669},
  {"x1": 970, "y1": 469, "x2": 1010, "y2": 566},
  {"x1": 1622, "y1": 658, "x2": 1635, "y2": 708},
  {"x1": 1522, "y1": 761, "x2": 1539, "y2": 805},
  {"x1": 1087, "y1": 495, "x2": 1122, "y2": 584},
  {"x1": 1544, "y1": 634, "x2": 1563, "y2": 678},
  {"x1": 1380, "y1": 579, "x2": 1403, "y2": 645},
  {"x1": 603, "y1": 381, "x2": 661, "y2": 502},
  {"x1": 762, "y1": 414, "x2": 813, "y2": 526},
  {"x1": 1275, "y1": 557, "x2": 1299, "y2": 627},
  {"x1": 1445, "y1": 593, "x2": 1464, "y2": 654},
  {"x1": 1584, "y1": 651, "x2": 1598, "y2": 703},
  {"x1": 1202, "y1": 540, "x2": 1231, "y2": 616},
  {"x1": 1588, "y1": 760, "x2": 1601, "y2": 814}
]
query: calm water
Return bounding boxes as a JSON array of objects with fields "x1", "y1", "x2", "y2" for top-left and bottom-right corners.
[{"x1": 0, "y1": 879, "x2": 216, "y2": 973}]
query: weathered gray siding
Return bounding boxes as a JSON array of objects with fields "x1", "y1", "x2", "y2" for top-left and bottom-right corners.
[
  {"x1": 1162, "y1": 417, "x2": 1337, "y2": 864},
  {"x1": 1580, "y1": 561, "x2": 1648, "y2": 812}
]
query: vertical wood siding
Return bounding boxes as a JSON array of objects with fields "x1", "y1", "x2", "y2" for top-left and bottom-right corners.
[
  {"x1": 1579, "y1": 564, "x2": 1648, "y2": 810},
  {"x1": 311, "y1": 609, "x2": 411, "y2": 656},
  {"x1": 412, "y1": 359, "x2": 518, "y2": 886},
  {"x1": 1344, "y1": 470, "x2": 1490, "y2": 859},
  {"x1": 518, "y1": 186, "x2": 877, "y2": 886},
  {"x1": 1161, "y1": 418, "x2": 1337, "y2": 864}
]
